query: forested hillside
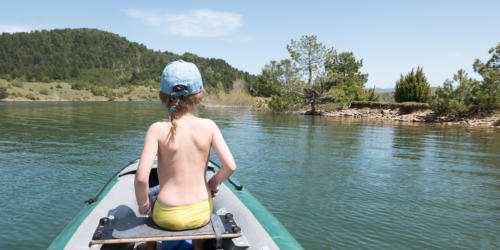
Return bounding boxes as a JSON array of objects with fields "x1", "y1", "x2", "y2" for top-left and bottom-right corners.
[{"x1": 0, "y1": 28, "x2": 254, "y2": 93}]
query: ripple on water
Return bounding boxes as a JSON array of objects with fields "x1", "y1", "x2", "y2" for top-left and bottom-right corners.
[{"x1": 0, "y1": 103, "x2": 499, "y2": 249}]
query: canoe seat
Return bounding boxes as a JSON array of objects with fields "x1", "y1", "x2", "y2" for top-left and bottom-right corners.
[{"x1": 90, "y1": 213, "x2": 242, "y2": 246}]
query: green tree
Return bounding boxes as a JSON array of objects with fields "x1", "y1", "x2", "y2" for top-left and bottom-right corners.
[
  {"x1": 432, "y1": 69, "x2": 479, "y2": 116},
  {"x1": 324, "y1": 51, "x2": 374, "y2": 102},
  {"x1": 287, "y1": 35, "x2": 328, "y2": 86},
  {"x1": 252, "y1": 61, "x2": 281, "y2": 97},
  {"x1": 286, "y1": 35, "x2": 337, "y2": 114},
  {"x1": 394, "y1": 67, "x2": 432, "y2": 103},
  {"x1": 365, "y1": 87, "x2": 380, "y2": 102},
  {"x1": 252, "y1": 59, "x2": 302, "y2": 97},
  {"x1": 324, "y1": 52, "x2": 367, "y2": 89},
  {"x1": 432, "y1": 43, "x2": 500, "y2": 115},
  {"x1": 276, "y1": 59, "x2": 300, "y2": 90},
  {"x1": 473, "y1": 42, "x2": 499, "y2": 111},
  {"x1": 261, "y1": 35, "x2": 375, "y2": 113}
]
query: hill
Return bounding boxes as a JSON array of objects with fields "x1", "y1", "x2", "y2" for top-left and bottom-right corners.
[
  {"x1": 374, "y1": 87, "x2": 394, "y2": 93},
  {"x1": 0, "y1": 28, "x2": 254, "y2": 93}
]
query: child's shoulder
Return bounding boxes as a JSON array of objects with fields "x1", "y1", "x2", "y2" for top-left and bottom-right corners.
[
  {"x1": 148, "y1": 120, "x2": 171, "y2": 131},
  {"x1": 195, "y1": 117, "x2": 217, "y2": 129}
]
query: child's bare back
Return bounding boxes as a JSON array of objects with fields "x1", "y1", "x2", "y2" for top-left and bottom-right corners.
[{"x1": 153, "y1": 114, "x2": 216, "y2": 206}]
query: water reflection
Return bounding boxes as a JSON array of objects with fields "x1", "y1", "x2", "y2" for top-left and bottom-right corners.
[
  {"x1": 0, "y1": 103, "x2": 499, "y2": 249},
  {"x1": 391, "y1": 125, "x2": 430, "y2": 162}
]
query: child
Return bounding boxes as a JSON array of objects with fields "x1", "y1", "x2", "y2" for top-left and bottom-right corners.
[{"x1": 134, "y1": 60, "x2": 237, "y2": 250}]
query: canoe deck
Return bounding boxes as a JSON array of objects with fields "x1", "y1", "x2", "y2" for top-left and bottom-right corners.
[{"x1": 90, "y1": 214, "x2": 242, "y2": 244}]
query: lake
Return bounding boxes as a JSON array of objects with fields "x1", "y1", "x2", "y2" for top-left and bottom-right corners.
[{"x1": 0, "y1": 102, "x2": 498, "y2": 249}]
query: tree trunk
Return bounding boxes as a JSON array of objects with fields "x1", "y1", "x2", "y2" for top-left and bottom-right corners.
[
  {"x1": 305, "y1": 88, "x2": 320, "y2": 115},
  {"x1": 310, "y1": 99, "x2": 316, "y2": 114},
  {"x1": 308, "y1": 65, "x2": 312, "y2": 86}
]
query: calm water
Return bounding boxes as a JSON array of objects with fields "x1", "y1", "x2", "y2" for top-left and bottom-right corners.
[{"x1": 0, "y1": 102, "x2": 499, "y2": 249}]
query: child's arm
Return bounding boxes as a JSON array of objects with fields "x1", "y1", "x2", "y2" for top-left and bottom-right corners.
[
  {"x1": 208, "y1": 121, "x2": 236, "y2": 196},
  {"x1": 134, "y1": 123, "x2": 159, "y2": 214}
]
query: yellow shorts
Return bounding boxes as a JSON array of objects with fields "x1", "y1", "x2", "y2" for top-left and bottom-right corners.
[{"x1": 152, "y1": 199, "x2": 213, "y2": 231}]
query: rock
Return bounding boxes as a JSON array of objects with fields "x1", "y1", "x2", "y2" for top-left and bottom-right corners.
[{"x1": 318, "y1": 107, "x2": 499, "y2": 127}]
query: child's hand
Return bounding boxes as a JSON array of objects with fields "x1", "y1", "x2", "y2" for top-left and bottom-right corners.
[
  {"x1": 139, "y1": 199, "x2": 152, "y2": 215},
  {"x1": 211, "y1": 188, "x2": 219, "y2": 198},
  {"x1": 208, "y1": 177, "x2": 219, "y2": 198}
]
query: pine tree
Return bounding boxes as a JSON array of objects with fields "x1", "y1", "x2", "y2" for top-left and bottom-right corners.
[
  {"x1": 394, "y1": 67, "x2": 432, "y2": 103},
  {"x1": 432, "y1": 43, "x2": 500, "y2": 115}
]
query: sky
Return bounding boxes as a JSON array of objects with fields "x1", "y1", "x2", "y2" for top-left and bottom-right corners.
[{"x1": 1, "y1": 0, "x2": 499, "y2": 88}]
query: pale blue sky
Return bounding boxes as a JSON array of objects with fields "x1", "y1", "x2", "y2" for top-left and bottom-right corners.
[{"x1": 1, "y1": 0, "x2": 499, "y2": 88}]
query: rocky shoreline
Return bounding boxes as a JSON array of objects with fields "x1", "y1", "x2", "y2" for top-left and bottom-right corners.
[
  {"x1": 320, "y1": 107, "x2": 499, "y2": 127},
  {"x1": 253, "y1": 99, "x2": 499, "y2": 127}
]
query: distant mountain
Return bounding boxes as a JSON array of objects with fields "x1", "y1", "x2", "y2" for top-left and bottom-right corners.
[
  {"x1": 374, "y1": 88, "x2": 394, "y2": 93},
  {"x1": 0, "y1": 28, "x2": 254, "y2": 92}
]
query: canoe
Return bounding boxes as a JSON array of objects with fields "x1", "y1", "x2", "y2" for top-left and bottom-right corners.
[{"x1": 48, "y1": 159, "x2": 303, "y2": 249}]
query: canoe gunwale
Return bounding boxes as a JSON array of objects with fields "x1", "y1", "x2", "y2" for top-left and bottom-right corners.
[
  {"x1": 49, "y1": 159, "x2": 303, "y2": 249},
  {"x1": 48, "y1": 159, "x2": 139, "y2": 249},
  {"x1": 47, "y1": 176, "x2": 118, "y2": 249},
  {"x1": 85, "y1": 158, "x2": 140, "y2": 205},
  {"x1": 208, "y1": 160, "x2": 303, "y2": 249}
]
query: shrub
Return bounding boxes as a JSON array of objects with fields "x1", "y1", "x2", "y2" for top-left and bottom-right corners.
[
  {"x1": 252, "y1": 98, "x2": 269, "y2": 110},
  {"x1": 125, "y1": 86, "x2": 134, "y2": 94},
  {"x1": 12, "y1": 81, "x2": 24, "y2": 88},
  {"x1": 41, "y1": 76, "x2": 51, "y2": 83},
  {"x1": 252, "y1": 75, "x2": 280, "y2": 97},
  {"x1": 104, "y1": 88, "x2": 115, "y2": 99},
  {"x1": 0, "y1": 87, "x2": 8, "y2": 99},
  {"x1": 269, "y1": 94, "x2": 295, "y2": 112},
  {"x1": 88, "y1": 85, "x2": 114, "y2": 97},
  {"x1": 2, "y1": 74, "x2": 12, "y2": 81},
  {"x1": 432, "y1": 44, "x2": 499, "y2": 116},
  {"x1": 39, "y1": 88, "x2": 49, "y2": 95},
  {"x1": 56, "y1": 84, "x2": 63, "y2": 89},
  {"x1": 432, "y1": 69, "x2": 491, "y2": 116},
  {"x1": 326, "y1": 83, "x2": 379, "y2": 104},
  {"x1": 25, "y1": 93, "x2": 37, "y2": 100},
  {"x1": 364, "y1": 87, "x2": 380, "y2": 102},
  {"x1": 89, "y1": 85, "x2": 103, "y2": 96},
  {"x1": 472, "y1": 43, "x2": 500, "y2": 112},
  {"x1": 394, "y1": 67, "x2": 431, "y2": 103},
  {"x1": 71, "y1": 82, "x2": 88, "y2": 90}
]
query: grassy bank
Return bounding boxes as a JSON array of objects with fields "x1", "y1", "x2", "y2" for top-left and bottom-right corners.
[
  {"x1": 202, "y1": 92, "x2": 255, "y2": 107},
  {"x1": 201, "y1": 79, "x2": 255, "y2": 107},
  {"x1": 0, "y1": 79, "x2": 256, "y2": 107},
  {"x1": 0, "y1": 79, "x2": 158, "y2": 101}
]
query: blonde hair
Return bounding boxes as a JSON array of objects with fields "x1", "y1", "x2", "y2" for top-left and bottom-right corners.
[{"x1": 159, "y1": 85, "x2": 204, "y2": 136}]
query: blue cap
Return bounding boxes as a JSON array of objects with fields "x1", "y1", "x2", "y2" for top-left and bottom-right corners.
[{"x1": 160, "y1": 60, "x2": 203, "y2": 96}]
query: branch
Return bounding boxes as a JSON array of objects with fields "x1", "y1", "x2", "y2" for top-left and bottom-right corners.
[
  {"x1": 318, "y1": 95, "x2": 336, "y2": 103},
  {"x1": 285, "y1": 90, "x2": 306, "y2": 97}
]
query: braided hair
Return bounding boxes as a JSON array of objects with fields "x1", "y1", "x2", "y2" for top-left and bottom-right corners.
[{"x1": 159, "y1": 85, "x2": 204, "y2": 136}]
